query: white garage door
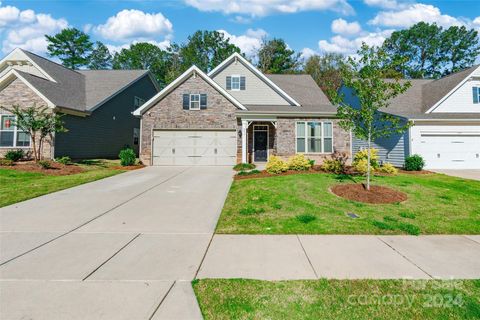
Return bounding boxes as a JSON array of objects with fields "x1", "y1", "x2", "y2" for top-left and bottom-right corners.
[
  {"x1": 152, "y1": 130, "x2": 237, "y2": 166},
  {"x1": 416, "y1": 133, "x2": 480, "y2": 169}
]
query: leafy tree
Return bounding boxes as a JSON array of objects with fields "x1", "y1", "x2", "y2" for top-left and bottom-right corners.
[
  {"x1": 89, "y1": 42, "x2": 112, "y2": 70},
  {"x1": 178, "y1": 30, "x2": 240, "y2": 72},
  {"x1": 383, "y1": 22, "x2": 480, "y2": 78},
  {"x1": 329, "y1": 44, "x2": 411, "y2": 190},
  {"x1": 46, "y1": 28, "x2": 93, "y2": 69},
  {"x1": 112, "y1": 43, "x2": 171, "y2": 88},
  {"x1": 2, "y1": 105, "x2": 67, "y2": 161},
  {"x1": 303, "y1": 53, "x2": 345, "y2": 101},
  {"x1": 257, "y1": 38, "x2": 300, "y2": 74}
]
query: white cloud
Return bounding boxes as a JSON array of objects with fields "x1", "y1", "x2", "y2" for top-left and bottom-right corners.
[
  {"x1": 369, "y1": 3, "x2": 463, "y2": 28},
  {"x1": 331, "y1": 18, "x2": 362, "y2": 36},
  {"x1": 318, "y1": 29, "x2": 394, "y2": 55},
  {"x1": 218, "y1": 28, "x2": 267, "y2": 56},
  {"x1": 300, "y1": 47, "x2": 317, "y2": 60},
  {"x1": 184, "y1": 0, "x2": 354, "y2": 17},
  {"x1": 0, "y1": 5, "x2": 68, "y2": 54},
  {"x1": 363, "y1": 0, "x2": 401, "y2": 9},
  {"x1": 106, "y1": 39, "x2": 171, "y2": 54},
  {"x1": 93, "y1": 9, "x2": 173, "y2": 42}
]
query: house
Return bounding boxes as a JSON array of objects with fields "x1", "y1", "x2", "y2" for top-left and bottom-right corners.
[
  {"x1": 133, "y1": 52, "x2": 351, "y2": 166},
  {"x1": 0, "y1": 48, "x2": 159, "y2": 159},
  {"x1": 341, "y1": 65, "x2": 480, "y2": 169}
]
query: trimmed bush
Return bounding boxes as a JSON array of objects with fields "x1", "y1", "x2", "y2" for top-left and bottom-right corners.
[
  {"x1": 353, "y1": 148, "x2": 379, "y2": 174},
  {"x1": 287, "y1": 154, "x2": 311, "y2": 171},
  {"x1": 353, "y1": 158, "x2": 369, "y2": 175},
  {"x1": 119, "y1": 148, "x2": 136, "y2": 166},
  {"x1": 265, "y1": 156, "x2": 288, "y2": 174},
  {"x1": 377, "y1": 162, "x2": 398, "y2": 175},
  {"x1": 5, "y1": 149, "x2": 24, "y2": 162},
  {"x1": 38, "y1": 160, "x2": 52, "y2": 169},
  {"x1": 237, "y1": 169, "x2": 261, "y2": 176},
  {"x1": 233, "y1": 163, "x2": 256, "y2": 171},
  {"x1": 55, "y1": 156, "x2": 72, "y2": 165},
  {"x1": 0, "y1": 159, "x2": 14, "y2": 166},
  {"x1": 404, "y1": 154, "x2": 425, "y2": 171},
  {"x1": 321, "y1": 151, "x2": 348, "y2": 174}
]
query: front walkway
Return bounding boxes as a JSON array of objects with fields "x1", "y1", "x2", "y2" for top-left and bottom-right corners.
[{"x1": 197, "y1": 235, "x2": 480, "y2": 280}]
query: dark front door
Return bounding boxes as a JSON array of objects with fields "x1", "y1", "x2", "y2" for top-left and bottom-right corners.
[{"x1": 254, "y1": 129, "x2": 268, "y2": 162}]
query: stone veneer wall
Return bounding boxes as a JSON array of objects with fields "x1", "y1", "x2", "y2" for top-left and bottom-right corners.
[
  {"x1": 140, "y1": 74, "x2": 239, "y2": 164},
  {"x1": 275, "y1": 118, "x2": 351, "y2": 164},
  {"x1": 0, "y1": 78, "x2": 53, "y2": 159}
]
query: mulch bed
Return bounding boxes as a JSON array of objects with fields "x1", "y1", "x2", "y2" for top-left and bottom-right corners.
[
  {"x1": 398, "y1": 169, "x2": 433, "y2": 175},
  {"x1": 112, "y1": 164, "x2": 146, "y2": 171},
  {"x1": 330, "y1": 183, "x2": 408, "y2": 204},
  {"x1": 0, "y1": 161, "x2": 84, "y2": 176},
  {"x1": 234, "y1": 169, "x2": 323, "y2": 180}
]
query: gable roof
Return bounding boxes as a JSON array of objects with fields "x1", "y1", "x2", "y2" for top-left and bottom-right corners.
[
  {"x1": 208, "y1": 52, "x2": 301, "y2": 107},
  {"x1": 133, "y1": 65, "x2": 246, "y2": 116},
  {"x1": 0, "y1": 48, "x2": 157, "y2": 114}
]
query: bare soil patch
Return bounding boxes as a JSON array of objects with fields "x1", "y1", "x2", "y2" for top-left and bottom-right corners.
[
  {"x1": 331, "y1": 183, "x2": 407, "y2": 204},
  {"x1": 0, "y1": 161, "x2": 83, "y2": 176}
]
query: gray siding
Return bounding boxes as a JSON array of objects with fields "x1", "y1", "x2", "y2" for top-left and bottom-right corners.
[
  {"x1": 55, "y1": 75, "x2": 157, "y2": 159},
  {"x1": 340, "y1": 85, "x2": 410, "y2": 167}
]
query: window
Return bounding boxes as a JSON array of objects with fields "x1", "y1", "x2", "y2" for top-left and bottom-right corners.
[
  {"x1": 0, "y1": 115, "x2": 30, "y2": 148},
  {"x1": 231, "y1": 76, "x2": 240, "y2": 90},
  {"x1": 133, "y1": 96, "x2": 145, "y2": 112},
  {"x1": 133, "y1": 128, "x2": 139, "y2": 145},
  {"x1": 296, "y1": 121, "x2": 333, "y2": 153},
  {"x1": 473, "y1": 87, "x2": 480, "y2": 104},
  {"x1": 190, "y1": 94, "x2": 200, "y2": 110}
]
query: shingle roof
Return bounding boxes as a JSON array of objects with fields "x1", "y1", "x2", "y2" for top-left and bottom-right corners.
[
  {"x1": 15, "y1": 49, "x2": 150, "y2": 113},
  {"x1": 243, "y1": 74, "x2": 336, "y2": 113}
]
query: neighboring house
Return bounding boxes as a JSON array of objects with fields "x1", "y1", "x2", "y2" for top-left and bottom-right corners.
[
  {"x1": 0, "y1": 48, "x2": 159, "y2": 159},
  {"x1": 133, "y1": 52, "x2": 351, "y2": 166},
  {"x1": 341, "y1": 65, "x2": 480, "y2": 169}
]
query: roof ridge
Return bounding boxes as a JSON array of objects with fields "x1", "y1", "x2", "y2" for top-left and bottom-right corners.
[
  {"x1": 20, "y1": 48, "x2": 84, "y2": 76},
  {"x1": 429, "y1": 64, "x2": 479, "y2": 83}
]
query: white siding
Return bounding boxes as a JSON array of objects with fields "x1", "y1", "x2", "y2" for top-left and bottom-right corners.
[
  {"x1": 431, "y1": 67, "x2": 480, "y2": 113},
  {"x1": 211, "y1": 60, "x2": 290, "y2": 105}
]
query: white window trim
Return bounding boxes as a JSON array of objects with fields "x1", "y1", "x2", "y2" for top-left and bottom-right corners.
[
  {"x1": 295, "y1": 121, "x2": 334, "y2": 154},
  {"x1": 230, "y1": 75, "x2": 241, "y2": 91},
  {"x1": 253, "y1": 124, "x2": 269, "y2": 162},
  {"x1": 475, "y1": 86, "x2": 480, "y2": 104},
  {"x1": 0, "y1": 114, "x2": 31, "y2": 148},
  {"x1": 189, "y1": 94, "x2": 201, "y2": 110}
]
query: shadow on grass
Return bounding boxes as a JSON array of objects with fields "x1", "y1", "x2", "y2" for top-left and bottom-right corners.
[
  {"x1": 335, "y1": 173, "x2": 359, "y2": 184},
  {"x1": 76, "y1": 159, "x2": 108, "y2": 167}
]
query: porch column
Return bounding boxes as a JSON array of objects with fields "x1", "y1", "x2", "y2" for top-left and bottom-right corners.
[{"x1": 241, "y1": 120, "x2": 248, "y2": 163}]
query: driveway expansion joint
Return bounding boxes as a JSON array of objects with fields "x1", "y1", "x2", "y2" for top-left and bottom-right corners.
[
  {"x1": 463, "y1": 235, "x2": 480, "y2": 246},
  {"x1": 148, "y1": 280, "x2": 176, "y2": 320},
  {"x1": 296, "y1": 235, "x2": 319, "y2": 279}
]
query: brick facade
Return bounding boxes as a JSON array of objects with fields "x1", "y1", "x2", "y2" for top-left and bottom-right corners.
[
  {"x1": 140, "y1": 74, "x2": 238, "y2": 164},
  {"x1": 0, "y1": 78, "x2": 53, "y2": 159}
]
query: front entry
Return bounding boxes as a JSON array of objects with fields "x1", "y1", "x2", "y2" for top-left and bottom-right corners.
[{"x1": 253, "y1": 125, "x2": 268, "y2": 162}]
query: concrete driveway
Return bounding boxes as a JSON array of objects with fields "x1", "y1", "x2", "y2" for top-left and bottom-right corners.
[
  {"x1": 0, "y1": 166, "x2": 233, "y2": 320},
  {"x1": 432, "y1": 169, "x2": 480, "y2": 181}
]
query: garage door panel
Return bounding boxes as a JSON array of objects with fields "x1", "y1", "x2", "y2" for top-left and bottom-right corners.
[{"x1": 152, "y1": 130, "x2": 236, "y2": 166}]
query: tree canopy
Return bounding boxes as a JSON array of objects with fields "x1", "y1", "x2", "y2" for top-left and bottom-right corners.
[
  {"x1": 46, "y1": 28, "x2": 94, "y2": 69},
  {"x1": 89, "y1": 42, "x2": 112, "y2": 70},
  {"x1": 257, "y1": 38, "x2": 300, "y2": 74},
  {"x1": 303, "y1": 53, "x2": 345, "y2": 101}
]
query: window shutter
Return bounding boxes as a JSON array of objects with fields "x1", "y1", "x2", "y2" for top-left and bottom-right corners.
[
  {"x1": 200, "y1": 94, "x2": 207, "y2": 110},
  {"x1": 240, "y1": 76, "x2": 246, "y2": 90},
  {"x1": 473, "y1": 87, "x2": 479, "y2": 104},
  {"x1": 226, "y1": 76, "x2": 232, "y2": 90},
  {"x1": 183, "y1": 94, "x2": 190, "y2": 110}
]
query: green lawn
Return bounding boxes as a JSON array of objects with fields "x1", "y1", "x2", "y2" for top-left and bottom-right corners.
[
  {"x1": 0, "y1": 160, "x2": 124, "y2": 207},
  {"x1": 216, "y1": 173, "x2": 480, "y2": 235},
  {"x1": 193, "y1": 279, "x2": 480, "y2": 320}
]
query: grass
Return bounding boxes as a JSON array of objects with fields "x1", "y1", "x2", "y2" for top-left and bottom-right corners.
[
  {"x1": 216, "y1": 172, "x2": 480, "y2": 235},
  {"x1": 193, "y1": 279, "x2": 480, "y2": 320},
  {"x1": 0, "y1": 159, "x2": 124, "y2": 207}
]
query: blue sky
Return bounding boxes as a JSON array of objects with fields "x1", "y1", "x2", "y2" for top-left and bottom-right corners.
[{"x1": 1, "y1": 0, "x2": 479, "y2": 59}]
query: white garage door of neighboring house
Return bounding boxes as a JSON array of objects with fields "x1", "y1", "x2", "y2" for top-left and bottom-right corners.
[
  {"x1": 152, "y1": 130, "x2": 237, "y2": 166},
  {"x1": 411, "y1": 126, "x2": 480, "y2": 169}
]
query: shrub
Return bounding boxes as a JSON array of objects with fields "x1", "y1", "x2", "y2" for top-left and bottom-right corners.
[
  {"x1": 5, "y1": 149, "x2": 24, "y2": 162},
  {"x1": 321, "y1": 151, "x2": 349, "y2": 174},
  {"x1": 308, "y1": 159, "x2": 316, "y2": 167},
  {"x1": 237, "y1": 169, "x2": 261, "y2": 176},
  {"x1": 353, "y1": 158, "x2": 369, "y2": 174},
  {"x1": 233, "y1": 163, "x2": 256, "y2": 171},
  {"x1": 0, "y1": 159, "x2": 14, "y2": 166},
  {"x1": 38, "y1": 160, "x2": 52, "y2": 169},
  {"x1": 55, "y1": 156, "x2": 72, "y2": 165},
  {"x1": 377, "y1": 162, "x2": 398, "y2": 175},
  {"x1": 265, "y1": 156, "x2": 288, "y2": 174},
  {"x1": 287, "y1": 154, "x2": 312, "y2": 171},
  {"x1": 404, "y1": 154, "x2": 425, "y2": 171},
  {"x1": 119, "y1": 148, "x2": 136, "y2": 166}
]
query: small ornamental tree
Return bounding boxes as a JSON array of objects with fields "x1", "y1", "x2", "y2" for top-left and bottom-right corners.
[
  {"x1": 2, "y1": 105, "x2": 67, "y2": 161},
  {"x1": 329, "y1": 44, "x2": 411, "y2": 190}
]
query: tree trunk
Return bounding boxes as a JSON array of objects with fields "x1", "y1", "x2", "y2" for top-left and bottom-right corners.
[
  {"x1": 31, "y1": 135, "x2": 38, "y2": 162},
  {"x1": 366, "y1": 131, "x2": 371, "y2": 191}
]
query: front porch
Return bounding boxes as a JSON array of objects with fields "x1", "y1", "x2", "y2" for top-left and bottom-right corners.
[{"x1": 240, "y1": 119, "x2": 277, "y2": 164}]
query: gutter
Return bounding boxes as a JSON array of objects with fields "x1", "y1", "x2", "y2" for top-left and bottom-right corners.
[{"x1": 236, "y1": 111, "x2": 338, "y2": 117}]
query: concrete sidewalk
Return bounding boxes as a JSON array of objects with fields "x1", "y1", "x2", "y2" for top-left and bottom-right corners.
[{"x1": 197, "y1": 235, "x2": 480, "y2": 280}]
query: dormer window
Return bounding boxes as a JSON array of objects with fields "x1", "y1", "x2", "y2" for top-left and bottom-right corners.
[
  {"x1": 226, "y1": 75, "x2": 245, "y2": 91},
  {"x1": 473, "y1": 87, "x2": 480, "y2": 104}
]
